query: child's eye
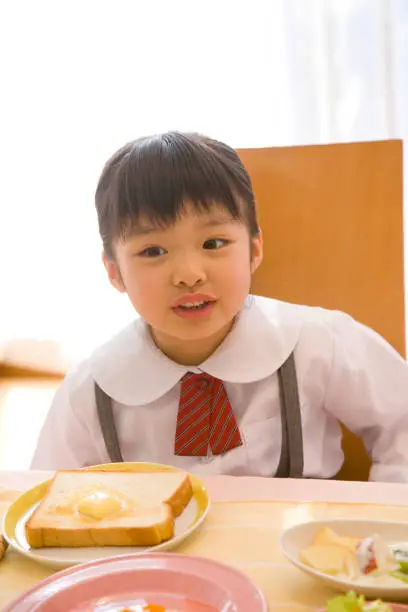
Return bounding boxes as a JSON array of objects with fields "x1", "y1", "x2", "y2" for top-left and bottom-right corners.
[
  {"x1": 203, "y1": 238, "x2": 229, "y2": 250},
  {"x1": 138, "y1": 246, "x2": 167, "y2": 258}
]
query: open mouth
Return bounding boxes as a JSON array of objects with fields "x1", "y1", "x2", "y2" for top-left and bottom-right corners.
[
  {"x1": 177, "y1": 300, "x2": 212, "y2": 311},
  {"x1": 172, "y1": 299, "x2": 216, "y2": 319}
]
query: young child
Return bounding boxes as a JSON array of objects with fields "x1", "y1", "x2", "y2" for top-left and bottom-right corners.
[{"x1": 32, "y1": 131, "x2": 408, "y2": 481}]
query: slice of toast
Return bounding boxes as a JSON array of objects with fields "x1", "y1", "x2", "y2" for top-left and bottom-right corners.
[
  {"x1": 26, "y1": 470, "x2": 193, "y2": 548},
  {"x1": 0, "y1": 534, "x2": 7, "y2": 560}
]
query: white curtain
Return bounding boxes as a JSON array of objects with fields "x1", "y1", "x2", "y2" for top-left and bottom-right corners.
[{"x1": 1, "y1": 0, "x2": 407, "y2": 372}]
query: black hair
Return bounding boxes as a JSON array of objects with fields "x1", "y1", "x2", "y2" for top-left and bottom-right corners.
[{"x1": 95, "y1": 131, "x2": 259, "y2": 258}]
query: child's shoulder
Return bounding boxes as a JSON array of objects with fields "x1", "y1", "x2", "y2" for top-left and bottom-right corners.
[
  {"x1": 252, "y1": 294, "x2": 353, "y2": 329},
  {"x1": 61, "y1": 317, "x2": 148, "y2": 405},
  {"x1": 252, "y1": 295, "x2": 381, "y2": 367},
  {"x1": 253, "y1": 295, "x2": 389, "y2": 360}
]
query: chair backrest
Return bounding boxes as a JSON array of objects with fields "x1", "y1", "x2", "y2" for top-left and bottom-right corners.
[{"x1": 237, "y1": 140, "x2": 404, "y2": 481}]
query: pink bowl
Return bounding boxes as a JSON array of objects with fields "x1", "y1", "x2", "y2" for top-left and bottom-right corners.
[{"x1": 4, "y1": 552, "x2": 269, "y2": 611}]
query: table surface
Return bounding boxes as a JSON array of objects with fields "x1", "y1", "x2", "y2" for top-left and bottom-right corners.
[{"x1": 1, "y1": 471, "x2": 408, "y2": 611}]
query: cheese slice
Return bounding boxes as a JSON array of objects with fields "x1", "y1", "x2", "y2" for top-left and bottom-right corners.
[
  {"x1": 299, "y1": 545, "x2": 357, "y2": 575},
  {"x1": 313, "y1": 527, "x2": 361, "y2": 550}
]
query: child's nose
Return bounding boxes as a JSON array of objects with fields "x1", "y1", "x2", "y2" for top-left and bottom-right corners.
[{"x1": 172, "y1": 254, "x2": 207, "y2": 287}]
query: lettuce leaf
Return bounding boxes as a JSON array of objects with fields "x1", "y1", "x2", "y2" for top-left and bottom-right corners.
[
  {"x1": 327, "y1": 591, "x2": 392, "y2": 612},
  {"x1": 391, "y1": 570, "x2": 408, "y2": 584},
  {"x1": 327, "y1": 591, "x2": 366, "y2": 612}
]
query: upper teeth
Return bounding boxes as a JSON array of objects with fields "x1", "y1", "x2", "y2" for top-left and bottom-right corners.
[{"x1": 182, "y1": 301, "x2": 205, "y2": 308}]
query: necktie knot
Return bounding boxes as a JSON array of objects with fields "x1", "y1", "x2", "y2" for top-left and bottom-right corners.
[{"x1": 182, "y1": 372, "x2": 213, "y2": 390}]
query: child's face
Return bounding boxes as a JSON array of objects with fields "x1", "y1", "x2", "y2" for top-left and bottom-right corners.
[{"x1": 104, "y1": 203, "x2": 263, "y2": 363}]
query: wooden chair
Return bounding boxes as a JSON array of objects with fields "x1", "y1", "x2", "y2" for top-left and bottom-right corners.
[{"x1": 237, "y1": 140, "x2": 405, "y2": 481}]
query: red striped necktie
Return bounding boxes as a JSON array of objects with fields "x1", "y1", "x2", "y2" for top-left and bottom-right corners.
[{"x1": 174, "y1": 372, "x2": 243, "y2": 456}]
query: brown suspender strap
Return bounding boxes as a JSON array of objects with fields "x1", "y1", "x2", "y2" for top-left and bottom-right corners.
[
  {"x1": 275, "y1": 352, "x2": 304, "y2": 479},
  {"x1": 94, "y1": 382, "x2": 124, "y2": 463}
]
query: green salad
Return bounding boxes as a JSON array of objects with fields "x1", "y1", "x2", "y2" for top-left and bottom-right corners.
[
  {"x1": 327, "y1": 591, "x2": 392, "y2": 612},
  {"x1": 390, "y1": 546, "x2": 408, "y2": 583}
]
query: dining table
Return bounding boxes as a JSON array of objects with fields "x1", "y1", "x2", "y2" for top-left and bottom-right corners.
[{"x1": 1, "y1": 471, "x2": 408, "y2": 611}]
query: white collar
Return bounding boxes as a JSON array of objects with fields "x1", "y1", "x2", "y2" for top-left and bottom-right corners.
[{"x1": 90, "y1": 295, "x2": 303, "y2": 405}]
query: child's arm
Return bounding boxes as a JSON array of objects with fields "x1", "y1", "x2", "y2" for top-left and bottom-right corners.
[
  {"x1": 323, "y1": 311, "x2": 408, "y2": 482},
  {"x1": 31, "y1": 368, "x2": 101, "y2": 470}
]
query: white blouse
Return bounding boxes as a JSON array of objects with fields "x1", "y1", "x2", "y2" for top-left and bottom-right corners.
[{"x1": 31, "y1": 296, "x2": 408, "y2": 482}]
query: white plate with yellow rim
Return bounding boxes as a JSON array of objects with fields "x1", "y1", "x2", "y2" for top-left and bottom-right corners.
[
  {"x1": 280, "y1": 518, "x2": 408, "y2": 601},
  {"x1": 2, "y1": 462, "x2": 210, "y2": 570}
]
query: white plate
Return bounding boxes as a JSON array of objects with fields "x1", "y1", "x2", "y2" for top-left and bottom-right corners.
[
  {"x1": 280, "y1": 518, "x2": 408, "y2": 600},
  {"x1": 3, "y1": 462, "x2": 211, "y2": 570}
]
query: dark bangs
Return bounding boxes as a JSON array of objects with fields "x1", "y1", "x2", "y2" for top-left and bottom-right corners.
[{"x1": 95, "y1": 132, "x2": 259, "y2": 257}]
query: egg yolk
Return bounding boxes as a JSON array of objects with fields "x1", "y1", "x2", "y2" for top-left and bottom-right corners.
[{"x1": 76, "y1": 491, "x2": 123, "y2": 520}]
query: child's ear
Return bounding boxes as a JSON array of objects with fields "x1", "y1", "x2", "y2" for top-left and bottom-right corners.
[
  {"x1": 250, "y1": 230, "x2": 263, "y2": 274},
  {"x1": 102, "y1": 252, "x2": 126, "y2": 293}
]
